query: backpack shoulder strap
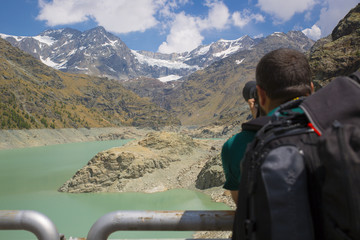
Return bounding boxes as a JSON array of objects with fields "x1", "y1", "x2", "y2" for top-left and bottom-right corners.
[{"x1": 350, "y1": 71, "x2": 360, "y2": 83}]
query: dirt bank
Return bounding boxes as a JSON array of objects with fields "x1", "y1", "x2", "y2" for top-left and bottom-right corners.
[{"x1": 0, "y1": 127, "x2": 153, "y2": 150}]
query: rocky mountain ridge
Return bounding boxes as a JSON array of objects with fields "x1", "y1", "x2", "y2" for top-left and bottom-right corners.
[
  {"x1": 1, "y1": 27, "x2": 257, "y2": 81},
  {"x1": 309, "y1": 3, "x2": 360, "y2": 87}
]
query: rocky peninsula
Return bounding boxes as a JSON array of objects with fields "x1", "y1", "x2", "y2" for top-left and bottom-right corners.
[{"x1": 58, "y1": 131, "x2": 224, "y2": 192}]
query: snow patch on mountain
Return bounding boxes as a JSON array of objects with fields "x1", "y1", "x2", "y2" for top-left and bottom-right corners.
[
  {"x1": 33, "y1": 35, "x2": 56, "y2": 46},
  {"x1": 40, "y1": 56, "x2": 67, "y2": 69},
  {"x1": 75, "y1": 66, "x2": 89, "y2": 71},
  {"x1": 0, "y1": 33, "x2": 56, "y2": 47},
  {"x1": 40, "y1": 56, "x2": 58, "y2": 68},
  {"x1": 235, "y1": 58, "x2": 245, "y2": 65},
  {"x1": 194, "y1": 45, "x2": 211, "y2": 56},
  {"x1": 214, "y1": 45, "x2": 242, "y2": 58},
  {"x1": 271, "y1": 32, "x2": 285, "y2": 37},
  {"x1": 0, "y1": 33, "x2": 24, "y2": 42},
  {"x1": 132, "y1": 50, "x2": 198, "y2": 70},
  {"x1": 158, "y1": 75, "x2": 183, "y2": 82}
]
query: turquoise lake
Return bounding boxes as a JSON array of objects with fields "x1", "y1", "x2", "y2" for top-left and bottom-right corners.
[{"x1": 0, "y1": 140, "x2": 230, "y2": 239}]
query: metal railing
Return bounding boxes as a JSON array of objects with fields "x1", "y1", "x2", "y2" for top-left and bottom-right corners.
[
  {"x1": 0, "y1": 210, "x2": 234, "y2": 240},
  {"x1": 0, "y1": 210, "x2": 60, "y2": 240},
  {"x1": 87, "y1": 210, "x2": 235, "y2": 240}
]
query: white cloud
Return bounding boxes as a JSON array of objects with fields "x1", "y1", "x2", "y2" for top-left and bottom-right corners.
[
  {"x1": 158, "y1": 1, "x2": 233, "y2": 53},
  {"x1": 37, "y1": 0, "x2": 159, "y2": 33},
  {"x1": 302, "y1": 24, "x2": 322, "y2": 40},
  {"x1": 158, "y1": 12, "x2": 204, "y2": 54},
  {"x1": 232, "y1": 9, "x2": 265, "y2": 28},
  {"x1": 304, "y1": 11, "x2": 312, "y2": 22},
  {"x1": 156, "y1": 0, "x2": 190, "y2": 18},
  {"x1": 37, "y1": 0, "x2": 90, "y2": 25},
  {"x1": 204, "y1": 1, "x2": 230, "y2": 30},
  {"x1": 301, "y1": 0, "x2": 358, "y2": 40},
  {"x1": 315, "y1": 0, "x2": 359, "y2": 38},
  {"x1": 254, "y1": 34, "x2": 264, "y2": 38},
  {"x1": 257, "y1": 0, "x2": 316, "y2": 23}
]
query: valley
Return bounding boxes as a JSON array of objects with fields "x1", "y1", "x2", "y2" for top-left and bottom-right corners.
[
  {"x1": 0, "y1": 3, "x2": 359, "y2": 240},
  {"x1": 0, "y1": 2, "x2": 359, "y2": 202}
]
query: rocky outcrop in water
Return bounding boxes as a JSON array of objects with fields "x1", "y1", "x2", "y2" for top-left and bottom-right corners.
[
  {"x1": 195, "y1": 154, "x2": 225, "y2": 190},
  {"x1": 58, "y1": 131, "x2": 225, "y2": 193}
]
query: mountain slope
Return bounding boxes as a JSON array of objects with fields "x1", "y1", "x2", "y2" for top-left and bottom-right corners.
[
  {"x1": 1, "y1": 27, "x2": 142, "y2": 80},
  {"x1": 0, "y1": 38, "x2": 180, "y2": 129},
  {"x1": 165, "y1": 31, "x2": 315, "y2": 125},
  {"x1": 309, "y1": 3, "x2": 360, "y2": 87}
]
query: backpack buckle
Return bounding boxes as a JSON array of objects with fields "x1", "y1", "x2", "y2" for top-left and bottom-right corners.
[{"x1": 244, "y1": 219, "x2": 256, "y2": 239}]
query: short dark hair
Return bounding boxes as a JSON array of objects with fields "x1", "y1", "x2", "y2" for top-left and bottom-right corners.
[{"x1": 256, "y1": 48, "x2": 312, "y2": 102}]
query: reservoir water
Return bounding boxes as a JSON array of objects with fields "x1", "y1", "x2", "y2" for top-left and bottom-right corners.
[{"x1": 0, "y1": 139, "x2": 230, "y2": 239}]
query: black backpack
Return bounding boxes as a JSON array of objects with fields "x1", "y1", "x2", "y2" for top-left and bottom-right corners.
[{"x1": 232, "y1": 72, "x2": 360, "y2": 240}]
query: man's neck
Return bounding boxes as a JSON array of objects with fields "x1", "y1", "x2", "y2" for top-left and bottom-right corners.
[{"x1": 264, "y1": 99, "x2": 284, "y2": 115}]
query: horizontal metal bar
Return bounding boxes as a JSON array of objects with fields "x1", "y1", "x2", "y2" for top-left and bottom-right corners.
[
  {"x1": 69, "y1": 238, "x2": 230, "y2": 240},
  {"x1": 87, "y1": 210, "x2": 235, "y2": 240},
  {"x1": 0, "y1": 210, "x2": 60, "y2": 240},
  {"x1": 68, "y1": 238, "x2": 231, "y2": 240}
]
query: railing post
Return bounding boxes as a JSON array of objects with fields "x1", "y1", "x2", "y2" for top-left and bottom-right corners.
[
  {"x1": 87, "y1": 210, "x2": 235, "y2": 240},
  {"x1": 0, "y1": 210, "x2": 60, "y2": 240}
]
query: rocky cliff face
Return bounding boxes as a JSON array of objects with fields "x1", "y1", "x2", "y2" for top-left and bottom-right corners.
[
  {"x1": 59, "y1": 131, "x2": 224, "y2": 193},
  {"x1": 195, "y1": 154, "x2": 225, "y2": 190},
  {"x1": 309, "y1": 3, "x2": 360, "y2": 87}
]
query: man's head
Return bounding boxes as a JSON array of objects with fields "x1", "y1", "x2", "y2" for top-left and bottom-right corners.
[{"x1": 256, "y1": 48, "x2": 313, "y2": 114}]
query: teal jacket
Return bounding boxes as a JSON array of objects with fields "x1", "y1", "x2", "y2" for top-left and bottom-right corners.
[{"x1": 221, "y1": 129, "x2": 255, "y2": 190}]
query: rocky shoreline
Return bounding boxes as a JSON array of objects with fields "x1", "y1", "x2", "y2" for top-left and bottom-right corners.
[{"x1": 52, "y1": 130, "x2": 235, "y2": 205}]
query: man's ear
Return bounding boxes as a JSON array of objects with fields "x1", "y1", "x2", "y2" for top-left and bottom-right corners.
[
  {"x1": 310, "y1": 82, "x2": 314, "y2": 93},
  {"x1": 256, "y1": 85, "x2": 267, "y2": 107}
]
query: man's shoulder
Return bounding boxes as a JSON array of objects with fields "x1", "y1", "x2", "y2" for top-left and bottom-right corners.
[
  {"x1": 241, "y1": 116, "x2": 272, "y2": 132},
  {"x1": 223, "y1": 129, "x2": 256, "y2": 149}
]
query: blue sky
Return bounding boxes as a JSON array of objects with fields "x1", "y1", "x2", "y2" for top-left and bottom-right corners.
[{"x1": 0, "y1": 0, "x2": 358, "y2": 53}]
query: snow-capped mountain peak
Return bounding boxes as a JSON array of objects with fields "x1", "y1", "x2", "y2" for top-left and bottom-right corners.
[{"x1": 0, "y1": 27, "x2": 312, "y2": 82}]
